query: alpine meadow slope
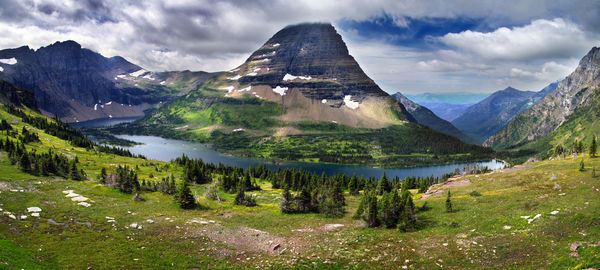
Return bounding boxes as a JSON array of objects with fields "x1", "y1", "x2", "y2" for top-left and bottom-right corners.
[{"x1": 119, "y1": 23, "x2": 491, "y2": 167}]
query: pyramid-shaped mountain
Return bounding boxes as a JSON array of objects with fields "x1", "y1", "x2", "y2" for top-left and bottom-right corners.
[
  {"x1": 204, "y1": 23, "x2": 413, "y2": 128},
  {"x1": 135, "y1": 23, "x2": 490, "y2": 167}
]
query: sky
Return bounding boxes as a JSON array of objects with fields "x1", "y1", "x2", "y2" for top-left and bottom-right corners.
[{"x1": 0, "y1": 0, "x2": 599, "y2": 94}]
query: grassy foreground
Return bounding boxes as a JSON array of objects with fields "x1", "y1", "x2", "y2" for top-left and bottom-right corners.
[{"x1": 1, "y1": 108, "x2": 599, "y2": 269}]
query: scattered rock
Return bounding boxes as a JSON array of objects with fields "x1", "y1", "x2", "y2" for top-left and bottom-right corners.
[
  {"x1": 27, "y1": 207, "x2": 42, "y2": 213},
  {"x1": 550, "y1": 210, "x2": 559, "y2": 215},
  {"x1": 8, "y1": 214, "x2": 16, "y2": 220},
  {"x1": 503, "y1": 225, "x2": 512, "y2": 230},
  {"x1": 20, "y1": 215, "x2": 27, "y2": 220},
  {"x1": 570, "y1": 243, "x2": 581, "y2": 251},
  {"x1": 553, "y1": 184, "x2": 561, "y2": 190},
  {"x1": 47, "y1": 219, "x2": 64, "y2": 226},
  {"x1": 273, "y1": 244, "x2": 281, "y2": 251},
  {"x1": 146, "y1": 219, "x2": 154, "y2": 224},
  {"x1": 130, "y1": 223, "x2": 139, "y2": 229},
  {"x1": 31, "y1": 213, "x2": 40, "y2": 217},
  {"x1": 77, "y1": 202, "x2": 91, "y2": 207},
  {"x1": 71, "y1": 196, "x2": 88, "y2": 202},
  {"x1": 569, "y1": 252, "x2": 579, "y2": 257},
  {"x1": 527, "y1": 214, "x2": 542, "y2": 224}
]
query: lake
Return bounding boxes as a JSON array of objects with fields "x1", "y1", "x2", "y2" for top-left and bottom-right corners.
[{"x1": 74, "y1": 117, "x2": 506, "y2": 179}]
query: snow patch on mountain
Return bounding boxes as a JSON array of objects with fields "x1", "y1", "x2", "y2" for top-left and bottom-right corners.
[
  {"x1": 0, "y1": 58, "x2": 17, "y2": 65},
  {"x1": 273, "y1": 86, "x2": 288, "y2": 96},
  {"x1": 344, "y1": 95, "x2": 359, "y2": 109}
]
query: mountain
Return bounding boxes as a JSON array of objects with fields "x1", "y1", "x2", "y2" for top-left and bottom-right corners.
[
  {"x1": 0, "y1": 41, "x2": 216, "y2": 122},
  {"x1": 485, "y1": 47, "x2": 600, "y2": 150},
  {"x1": 418, "y1": 102, "x2": 473, "y2": 122},
  {"x1": 451, "y1": 83, "x2": 558, "y2": 143},
  {"x1": 392, "y1": 92, "x2": 477, "y2": 144},
  {"x1": 125, "y1": 23, "x2": 490, "y2": 167},
  {"x1": 405, "y1": 92, "x2": 490, "y2": 105}
]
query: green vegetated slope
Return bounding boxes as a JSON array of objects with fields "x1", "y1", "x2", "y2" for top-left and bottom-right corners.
[
  {"x1": 508, "y1": 88, "x2": 600, "y2": 158},
  {"x1": 1, "y1": 101, "x2": 599, "y2": 268},
  {"x1": 115, "y1": 23, "x2": 492, "y2": 167}
]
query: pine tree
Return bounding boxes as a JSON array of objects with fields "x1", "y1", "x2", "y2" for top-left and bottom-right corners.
[
  {"x1": 175, "y1": 180, "x2": 196, "y2": 209},
  {"x1": 590, "y1": 136, "x2": 597, "y2": 157},
  {"x1": 19, "y1": 153, "x2": 31, "y2": 171},
  {"x1": 579, "y1": 158, "x2": 586, "y2": 172},
  {"x1": 364, "y1": 192, "x2": 379, "y2": 227},
  {"x1": 99, "y1": 167, "x2": 107, "y2": 184},
  {"x1": 353, "y1": 193, "x2": 366, "y2": 219},
  {"x1": 445, "y1": 190, "x2": 453, "y2": 213},
  {"x1": 69, "y1": 160, "x2": 82, "y2": 180},
  {"x1": 592, "y1": 167, "x2": 596, "y2": 178},
  {"x1": 280, "y1": 187, "x2": 294, "y2": 213},
  {"x1": 348, "y1": 174, "x2": 359, "y2": 196}
]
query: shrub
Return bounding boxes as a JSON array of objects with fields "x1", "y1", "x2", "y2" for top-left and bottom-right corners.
[{"x1": 469, "y1": 190, "x2": 482, "y2": 197}]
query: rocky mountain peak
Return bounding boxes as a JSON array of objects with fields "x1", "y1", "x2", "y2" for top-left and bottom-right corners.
[{"x1": 484, "y1": 46, "x2": 600, "y2": 149}]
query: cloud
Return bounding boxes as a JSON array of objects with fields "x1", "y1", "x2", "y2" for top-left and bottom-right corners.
[
  {"x1": 440, "y1": 18, "x2": 596, "y2": 61},
  {"x1": 509, "y1": 61, "x2": 574, "y2": 81},
  {"x1": 0, "y1": 0, "x2": 598, "y2": 93}
]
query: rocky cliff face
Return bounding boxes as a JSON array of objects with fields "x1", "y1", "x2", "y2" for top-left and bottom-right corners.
[
  {"x1": 0, "y1": 41, "x2": 215, "y2": 122},
  {"x1": 484, "y1": 47, "x2": 600, "y2": 149},
  {"x1": 392, "y1": 92, "x2": 476, "y2": 144},
  {"x1": 452, "y1": 84, "x2": 557, "y2": 143}
]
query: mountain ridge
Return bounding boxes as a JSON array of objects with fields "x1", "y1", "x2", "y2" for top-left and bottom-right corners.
[
  {"x1": 392, "y1": 92, "x2": 477, "y2": 144},
  {"x1": 484, "y1": 46, "x2": 600, "y2": 149},
  {"x1": 0, "y1": 40, "x2": 216, "y2": 122},
  {"x1": 451, "y1": 83, "x2": 558, "y2": 143}
]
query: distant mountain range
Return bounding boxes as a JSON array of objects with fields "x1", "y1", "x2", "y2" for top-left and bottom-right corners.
[
  {"x1": 0, "y1": 41, "x2": 216, "y2": 122},
  {"x1": 405, "y1": 92, "x2": 490, "y2": 105},
  {"x1": 392, "y1": 92, "x2": 477, "y2": 144},
  {"x1": 485, "y1": 47, "x2": 600, "y2": 152},
  {"x1": 451, "y1": 83, "x2": 558, "y2": 143},
  {"x1": 418, "y1": 102, "x2": 473, "y2": 122}
]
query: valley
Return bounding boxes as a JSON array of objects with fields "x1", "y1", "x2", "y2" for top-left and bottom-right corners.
[{"x1": 0, "y1": 3, "x2": 599, "y2": 269}]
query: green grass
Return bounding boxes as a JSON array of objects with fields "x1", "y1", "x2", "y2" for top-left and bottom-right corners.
[{"x1": 1, "y1": 105, "x2": 600, "y2": 269}]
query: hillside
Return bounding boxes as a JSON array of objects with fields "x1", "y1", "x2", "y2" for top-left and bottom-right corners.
[
  {"x1": 0, "y1": 93, "x2": 598, "y2": 268},
  {"x1": 392, "y1": 92, "x2": 477, "y2": 144},
  {"x1": 452, "y1": 84, "x2": 557, "y2": 143},
  {"x1": 119, "y1": 23, "x2": 491, "y2": 167},
  {"x1": 485, "y1": 47, "x2": 600, "y2": 150},
  {"x1": 0, "y1": 41, "x2": 216, "y2": 122}
]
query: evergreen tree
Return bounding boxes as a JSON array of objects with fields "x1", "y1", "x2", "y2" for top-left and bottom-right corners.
[
  {"x1": 592, "y1": 167, "x2": 596, "y2": 178},
  {"x1": 364, "y1": 192, "x2": 379, "y2": 227},
  {"x1": 590, "y1": 136, "x2": 597, "y2": 157},
  {"x1": 579, "y1": 158, "x2": 586, "y2": 172},
  {"x1": 175, "y1": 180, "x2": 196, "y2": 209},
  {"x1": 99, "y1": 167, "x2": 107, "y2": 184},
  {"x1": 353, "y1": 193, "x2": 366, "y2": 219},
  {"x1": 280, "y1": 187, "x2": 294, "y2": 213},
  {"x1": 348, "y1": 174, "x2": 359, "y2": 196},
  {"x1": 19, "y1": 153, "x2": 31, "y2": 171},
  {"x1": 399, "y1": 193, "x2": 416, "y2": 231},
  {"x1": 69, "y1": 160, "x2": 82, "y2": 180},
  {"x1": 445, "y1": 190, "x2": 453, "y2": 213}
]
